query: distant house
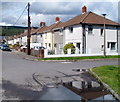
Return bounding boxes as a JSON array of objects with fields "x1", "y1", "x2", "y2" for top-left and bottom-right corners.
[{"x1": 40, "y1": 18, "x2": 64, "y2": 54}]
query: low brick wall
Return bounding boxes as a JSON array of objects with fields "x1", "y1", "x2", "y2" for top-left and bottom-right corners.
[{"x1": 31, "y1": 49, "x2": 44, "y2": 58}]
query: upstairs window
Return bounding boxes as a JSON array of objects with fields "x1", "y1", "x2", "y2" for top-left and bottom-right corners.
[
  {"x1": 88, "y1": 25, "x2": 93, "y2": 34},
  {"x1": 45, "y1": 34, "x2": 47, "y2": 39},
  {"x1": 60, "y1": 29, "x2": 63, "y2": 33},
  {"x1": 41, "y1": 34, "x2": 42, "y2": 38},
  {"x1": 69, "y1": 27, "x2": 73, "y2": 33},
  {"x1": 49, "y1": 43, "x2": 51, "y2": 47},
  {"x1": 54, "y1": 43, "x2": 57, "y2": 47},
  {"x1": 101, "y1": 29, "x2": 103, "y2": 36},
  {"x1": 59, "y1": 29, "x2": 63, "y2": 35}
]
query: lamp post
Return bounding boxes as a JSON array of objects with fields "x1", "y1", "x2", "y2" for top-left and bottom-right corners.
[{"x1": 102, "y1": 14, "x2": 107, "y2": 57}]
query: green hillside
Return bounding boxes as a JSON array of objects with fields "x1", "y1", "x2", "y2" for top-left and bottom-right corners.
[
  {"x1": 0, "y1": 26, "x2": 27, "y2": 36},
  {"x1": 0, "y1": 26, "x2": 38, "y2": 36}
]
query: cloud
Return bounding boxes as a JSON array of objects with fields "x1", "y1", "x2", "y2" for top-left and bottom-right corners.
[
  {"x1": 1, "y1": 1, "x2": 119, "y2": 27},
  {"x1": 30, "y1": 2, "x2": 82, "y2": 15},
  {"x1": 0, "y1": 22, "x2": 12, "y2": 26}
]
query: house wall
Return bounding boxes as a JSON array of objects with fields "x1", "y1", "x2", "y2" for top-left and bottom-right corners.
[
  {"x1": 86, "y1": 25, "x2": 118, "y2": 54},
  {"x1": 64, "y1": 24, "x2": 118, "y2": 55},
  {"x1": 53, "y1": 31, "x2": 64, "y2": 54},
  {"x1": 30, "y1": 34, "x2": 38, "y2": 43},
  {"x1": 118, "y1": 27, "x2": 120, "y2": 54},
  {"x1": 22, "y1": 36, "x2": 27, "y2": 45},
  {"x1": 43, "y1": 32, "x2": 53, "y2": 50},
  {"x1": 36, "y1": 33, "x2": 43, "y2": 46},
  {"x1": 8, "y1": 40, "x2": 14, "y2": 45},
  {"x1": 13, "y1": 38, "x2": 17, "y2": 45},
  {"x1": 64, "y1": 25, "x2": 83, "y2": 54}
]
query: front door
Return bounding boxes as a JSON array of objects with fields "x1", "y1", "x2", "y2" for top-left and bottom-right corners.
[{"x1": 76, "y1": 43, "x2": 81, "y2": 54}]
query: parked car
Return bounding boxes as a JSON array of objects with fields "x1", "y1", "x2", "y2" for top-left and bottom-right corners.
[
  {"x1": 1, "y1": 44, "x2": 11, "y2": 51},
  {"x1": 33, "y1": 46, "x2": 45, "y2": 50},
  {"x1": 0, "y1": 45, "x2": 2, "y2": 49}
]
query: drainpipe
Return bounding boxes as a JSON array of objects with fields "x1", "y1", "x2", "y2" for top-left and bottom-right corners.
[
  {"x1": 117, "y1": 26, "x2": 118, "y2": 53},
  {"x1": 82, "y1": 24, "x2": 86, "y2": 54},
  {"x1": 52, "y1": 31, "x2": 54, "y2": 51}
]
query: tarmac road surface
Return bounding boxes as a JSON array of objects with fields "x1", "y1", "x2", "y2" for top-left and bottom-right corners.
[{"x1": 1, "y1": 50, "x2": 118, "y2": 100}]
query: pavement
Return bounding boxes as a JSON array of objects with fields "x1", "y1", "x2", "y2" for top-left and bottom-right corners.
[
  {"x1": 12, "y1": 49, "x2": 119, "y2": 62},
  {"x1": 12, "y1": 49, "x2": 39, "y2": 61}
]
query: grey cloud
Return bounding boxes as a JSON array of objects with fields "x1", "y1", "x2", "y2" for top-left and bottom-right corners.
[
  {"x1": 2, "y1": 15, "x2": 17, "y2": 24},
  {"x1": 30, "y1": 2, "x2": 82, "y2": 15},
  {"x1": 1, "y1": 2, "x2": 118, "y2": 27}
]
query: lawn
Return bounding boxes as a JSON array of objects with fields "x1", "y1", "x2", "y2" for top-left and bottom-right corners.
[
  {"x1": 92, "y1": 65, "x2": 120, "y2": 95},
  {"x1": 40, "y1": 55, "x2": 120, "y2": 60}
]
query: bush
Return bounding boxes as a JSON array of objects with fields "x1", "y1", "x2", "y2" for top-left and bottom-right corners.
[
  {"x1": 48, "y1": 50, "x2": 55, "y2": 55},
  {"x1": 63, "y1": 44, "x2": 75, "y2": 54}
]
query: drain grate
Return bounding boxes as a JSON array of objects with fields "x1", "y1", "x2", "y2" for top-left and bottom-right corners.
[{"x1": 72, "y1": 68, "x2": 88, "y2": 72}]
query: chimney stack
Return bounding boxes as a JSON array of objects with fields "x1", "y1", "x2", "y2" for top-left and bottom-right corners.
[
  {"x1": 40, "y1": 22, "x2": 46, "y2": 27},
  {"x1": 55, "y1": 17, "x2": 60, "y2": 23},
  {"x1": 31, "y1": 26, "x2": 34, "y2": 30},
  {"x1": 82, "y1": 6, "x2": 87, "y2": 14}
]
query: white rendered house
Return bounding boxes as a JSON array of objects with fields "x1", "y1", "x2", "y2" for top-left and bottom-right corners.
[{"x1": 63, "y1": 6, "x2": 119, "y2": 55}]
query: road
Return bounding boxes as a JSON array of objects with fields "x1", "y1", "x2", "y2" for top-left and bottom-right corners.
[{"x1": 2, "y1": 50, "x2": 118, "y2": 100}]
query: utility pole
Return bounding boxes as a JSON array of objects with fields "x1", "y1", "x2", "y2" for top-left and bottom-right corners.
[
  {"x1": 102, "y1": 14, "x2": 107, "y2": 57},
  {"x1": 27, "y1": 3, "x2": 31, "y2": 55}
]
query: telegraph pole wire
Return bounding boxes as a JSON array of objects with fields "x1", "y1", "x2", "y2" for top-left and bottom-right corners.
[{"x1": 13, "y1": 4, "x2": 28, "y2": 26}]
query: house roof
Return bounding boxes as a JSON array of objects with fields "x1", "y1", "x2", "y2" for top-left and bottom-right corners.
[
  {"x1": 34, "y1": 21, "x2": 64, "y2": 34},
  {"x1": 64, "y1": 12, "x2": 119, "y2": 27},
  {"x1": 45, "y1": 21, "x2": 64, "y2": 32},
  {"x1": 35, "y1": 26, "x2": 48, "y2": 34},
  {"x1": 53, "y1": 21, "x2": 65, "y2": 30}
]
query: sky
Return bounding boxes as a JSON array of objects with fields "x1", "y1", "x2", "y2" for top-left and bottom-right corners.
[{"x1": 0, "y1": 0, "x2": 119, "y2": 27}]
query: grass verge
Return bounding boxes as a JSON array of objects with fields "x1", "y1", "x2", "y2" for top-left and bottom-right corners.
[
  {"x1": 39, "y1": 55, "x2": 120, "y2": 60},
  {"x1": 92, "y1": 65, "x2": 120, "y2": 95}
]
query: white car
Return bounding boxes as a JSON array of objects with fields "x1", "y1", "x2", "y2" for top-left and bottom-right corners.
[{"x1": 33, "y1": 46, "x2": 45, "y2": 50}]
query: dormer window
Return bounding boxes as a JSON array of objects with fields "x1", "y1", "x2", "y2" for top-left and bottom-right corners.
[
  {"x1": 69, "y1": 27, "x2": 73, "y2": 33},
  {"x1": 88, "y1": 25, "x2": 93, "y2": 34}
]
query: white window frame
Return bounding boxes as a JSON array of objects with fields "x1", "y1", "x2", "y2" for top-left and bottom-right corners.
[
  {"x1": 88, "y1": 25, "x2": 93, "y2": 34},
  {"x1": 107, "y1": 42, "x2": 116, "y2": 50},
  {"x1": 69, "y1": 27, "x2": 73, "y2": 33}
]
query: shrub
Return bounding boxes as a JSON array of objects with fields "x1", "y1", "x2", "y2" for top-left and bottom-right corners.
[
  {"x1": 48, "y1": 50, "x2": 55, "y2": 55},
  {"x1": 63, "y1": 44, "x2": 75, "y2": 54}
]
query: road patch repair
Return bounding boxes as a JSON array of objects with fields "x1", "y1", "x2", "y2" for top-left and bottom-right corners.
[
  {"x1": 32, "y1": 69, "x2": 117, "y2": 101},
  {"x1": 2, "y1": 68, "x2": 118, "y2": 101}
]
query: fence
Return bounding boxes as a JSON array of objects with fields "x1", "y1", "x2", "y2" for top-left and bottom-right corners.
[
  {"x1": 21, "y1": 48, "x2": 44, "y2": 58},
  {"x1": 31, "y1": 49, "x2": 44, "y2": 58},
  {"x1": 44, "y1": 49, "x2": 118, "y2": 58},
  {"x1": 20, "y1": 48, "x2": 118, "y2": 58}
]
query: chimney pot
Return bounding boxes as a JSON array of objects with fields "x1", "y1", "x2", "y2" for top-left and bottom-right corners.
[
  {"x1": 82, "y1": 6, "x2": 87, "y2": 14},
  {"x1": 31, "y1": 26, "x2": 34, "y2": 30},
  {"x1": 40, "y1": 22, "x2": 46, "y2": 27},
  {"x1": 55, "y1": 17, "x2": 60, "y2": 23}
]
